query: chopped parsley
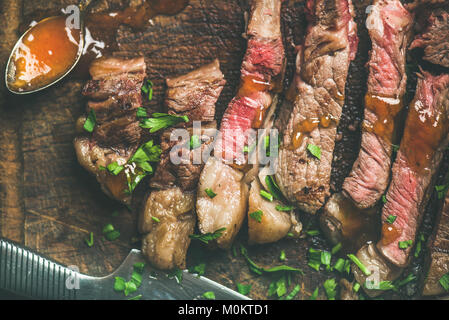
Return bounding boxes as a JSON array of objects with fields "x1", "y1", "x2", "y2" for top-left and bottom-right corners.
[
  {"x1": 205, "y1": 188, "x2": 217, "y2": 198},
  {"x1": 323, "y1": 279, "x2": 337, "y2": 300},
  {"x1": 136, "y1": 107, "x2": 148, "y2": 118},
  {"x1": 279, "y1": 250, "x2": 286, "y2": 262},
  {"x1": 84, "y1": 232, "x2": 94, "y2": 247},
  {"x1": 386, "y1": 215, "x2": 397, "y2": 224},
  {"x1": 353, "y1": 282, "x2": 361, "y2": 293},
  {"x1": 106, "y1": 162, "x2": 124, "y2": 176},
  {"x1": 308, "y1": 249, "x2": 323, "y2": 271},
  {"x1": 414, "y1": 233, "x2": 425, "y2": 258},
  {"x1": 114, "y1": 261, "x2": 145, "y2": 297},
  {"x1": 141, "y1": 80, "x2": 154, "y2": 101},
  {"x1": 275, "y1": 205, "x2": 294, "y2": 212},
  {"x1": 236, "y1": 283, "x2": 252, "y2": 296},
  {"x1": 260, "y1": 190, "x2": 274, "y2": 202},
  {"x1": 382, "y1": 195, "x2": 387, "y2": 204},
  {"x1": 249, "y1": 210, "x2": 263, "y2": 223},
  {"x1": 188, "y1": 263, "x2": 206, "y2": 277},
  {"x1": 283, "y1": 284, "x2": 300, "y2": 300},
  {"x1": 140, "y1": 113, "x2": 189, "y2": 133},
  {"x1": 168, "y1": 268, "x2": 183, "y2": 283},
  {"x1": 347, "y1": 254, "x2": 371, "y2": 276},
  {"x1": 125, "y1": 140, "x2": 161, "y2": 194},
  {"x1": 306, "y1": 230, "x2": 320, "y2": 237},
  {"x1": 331, "y1": 243, "x2": 342, "y2": 254},
  {"x1": 189, "y1": 228, "x2": 226, "y2": 244},
  {"x1": 333, "y1": 258, "x2": 345, "y2": 273},
  {"x1": 202, "y1": 291, "x2": 215, "y2": 300},
  {"x1": 151, "y1": 216, "x2": 160, "y2": 223},
  {"x1": 103, "y1": 223, "x2": 120, "y2": 241},
  {"x1": 398, "y1": 240, "x2": 413, "y2": 250},
  {"x1": 83, "y1": 109, "x2": 97, "y2": 133},
  {"x1": 310, "y1": 287, "x2": 319, "y2": 300},
  {"x1": 307, "y1": 143, "x2": 321, "y2": 160},
  {"x1": 265, "y1": 175, "x2": 285, "y2": 201},
  {"x1": 189, "y1": 135, "x2": 201, "y2": 149},
  {"x1": 439, "y1": 273, "x2": 449, "y2": 291},
  {"x1": 128, "y1": 294, "x2": 142, "y2": 300}
]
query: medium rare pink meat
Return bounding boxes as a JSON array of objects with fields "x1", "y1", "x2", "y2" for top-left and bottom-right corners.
[
  {"x1": 275, "y1": 0, "x2": 358, "y2": 214},
  {"x1": 196, "y1": 0, "x2": 285, "y2": 249},
  {"x1": 216, "y1": 0, "x2": 285, "y2": 164},
  {"x1": 343, "y1": 0, "x2": 413, "y2": 209},
  {"x1": 378, "y1": 71, "x2": 449, "y2": 267}
]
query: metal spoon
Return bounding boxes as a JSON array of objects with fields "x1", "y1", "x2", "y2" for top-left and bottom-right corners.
[{"x1": 5, "y1": 0, "x2": 93, "y2": 95}]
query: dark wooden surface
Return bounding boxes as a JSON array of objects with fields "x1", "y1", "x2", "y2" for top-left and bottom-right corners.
[{"x1": 0, "y1": 0, "x2": 399, "y2": 300}]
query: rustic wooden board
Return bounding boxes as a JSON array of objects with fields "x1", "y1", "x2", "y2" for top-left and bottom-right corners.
[{"x1": 2, "y1": 0, "x2": 431, "y2": 300}]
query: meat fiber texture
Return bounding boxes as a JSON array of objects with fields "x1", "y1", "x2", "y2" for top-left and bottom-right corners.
[
  {"x1": 139, "y1": 60, "x2": 225, "y2": 270},
  {"x1": 423, "y1": 186, "x2": 449, "y2": 296},
  {"x1": 410, "y1": 8, "x2": 449, "y2": 68},
  {"x1": 74, "y1": 57, "x2": 146, "y2": 205},
  {"x1": 378, "y1": 72, "x2": 449, "y2": 268},
  {"x1": 196, "y1": 0, "x2": 285, "y2": 249},
  {"x1": 276, "y1": 0, "x2": 358, "y2": 214},
  {"x1": 342, "y1": 0, "x2": 413, "y2": 209}
]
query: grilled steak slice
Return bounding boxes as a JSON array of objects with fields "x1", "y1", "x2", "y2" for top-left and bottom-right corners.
[
  {"x1": 139, "y1": 188, "x2": 195, "y2": 270},
  {"x1": 378, "y1": 72, "x2": 449, "y2": 267},
  {"x1": 196, "y1": 0, "x2": 285, "y2": 249},
  {"x1": 140, "y1": 61, "x2": 225, "y2": 270},
  {"x1": 410, "y1": 9, "x2": 449, "y2": 68},
  {"x1": 343, "y1": 0, "x2": 413, "y2": 209},
  {"x1": 275, "y1": 0, "x2": 358, "y2": 214},
  {"x1": 150, "y1": 60, "x2": 225, "y2": 191},
  {"x1": 423, "y1": 183, "x2": 449, "y2": 296},
  {"x1": 74, "y1": 57, "x2": 146, "y2": 205},
  {"x1": 165, "y1": 59, "x2": 226, "y2": 123}
]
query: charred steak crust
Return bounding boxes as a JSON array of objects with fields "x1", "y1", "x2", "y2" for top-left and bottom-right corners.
[
  {"x1": 410, "y1": 8, "x2": 449, "y2": 69},
  {"x1": 378, "y1": 72, "x2": 449, "y2": 268},
  {"x1": 276, "y1": 0, "x2": 358, "y2": 214},
  {"x1": 74, "y1": 57, "x2": 146, "y2": 204},
  {"x1": 342, "y1": 0, "x2": 413, "y2": 209}
]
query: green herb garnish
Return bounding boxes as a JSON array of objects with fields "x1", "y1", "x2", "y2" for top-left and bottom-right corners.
[
  {"x1": 152, "y1": 216, "x2": 160, "y2": 223},
  {"x1": 279, "y1": 250, "x2": 286, "y2": 262},
  {"x1": 202, "y1": 291, "x2": 215, "y2": 300},
  {"x1": 323, "y1": 279, "x2": 337, "y2": 300},
  {"x1": 189, "y1": 263, "x2": 206, "y2": 277},
  {"x1": 386, "y1": 215, "x2": 397, "y2": 224},
  {"x1": 331, "y1": 243, "x2": 342, "y2": 254},
  {"x1": 275, "y1": 205, "x2": 294, "y2": 212},
  {"x1": 398, "y1": 240, "x2": 413, "y2": 250},
  {"x1": 249, "y1": 210, "x2": 263, "y2": 223},
  {"x1": 106, "y1": 162, "x2": 124, "y2": 176},
  {"x1": 128, "y1": 294, "x2": 142, "y2": 300},
  {"x1": 382, "y1": 195, "x2": 387, "y2": 203},
  {"x1": 83, "y1": 109, "x2": 97, "y2": 133},
  {"x1": 84, "y1": 232, "x2": 94, "y2": 247},
  {"x1": 236, "y1": 283, "x2": 252, "y2": 295},
  {"x1": 190, "y1": 135, "x2": 201, "y2": 150},
  {"x1": 103, "y1": 223, "x2": 120, "y2": 241},
  {"x1": 260, "y1": 190, "x2": 274, "y2": 202},
  {"x1": 307, "y1": 143, "x2": 321, "y2": 160},
  {"x1": 114, "y1": 277, "x2": 126, "y2": 292},
  {"x1": 140, "y1": 113, "x2": 189, "y2": 133},
  {"x1": 141, "y1": 80, "x2": 153, "y2": 101},
  {"x1": 265, "y1": 175, "x2": 284, "y2": 201},
  {"x1": 205, "y1": 188, "x2": 217, "y2": 199},
  {"x1": 347, "y1": 254, "x2": 371, "y2": 276},
  {"x1": 136, "y1": 107, "x2": 148, "y2": 118},
  {"x1": 283, "y1": 284, "x2": 300, "y2": 300},
  {"x1": 168, "y1": 268, "x2": 183, "y2": 283},
  {"x1": 439, "y1": 273, "x2": 449, "y2": 291},
  {"x1": 414, "y1": 233, "x2": 425, "y2": 258},
  {"x1": 189, "y1": 228, "x2": 226, "y2": 244},
  {"x1": 310, "y1": 287, "x2": 319, "y2": 300}
]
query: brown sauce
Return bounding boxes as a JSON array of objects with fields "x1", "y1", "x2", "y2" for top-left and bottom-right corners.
[
  {"x1": 381, "y1": 223, "x2": 401, "y2": 246},
  {"x1": 328, "y1": 195, "x2": 380, "y2": 253},
  {"x1": 363, "y1": 94, "x2": 403, "y2": 142},
  {"x1": 401, "y1": 97, "x2": 448, "y2": 173},
  {"x1": 9, "y1": 16, "x2": 82, "y2": 92},
  {"x1": 291, "y1": 115, "x2": 336, "y2": 149},
  {"x1": 9, "y1": 0, "x2": 189, "y2": 90}
]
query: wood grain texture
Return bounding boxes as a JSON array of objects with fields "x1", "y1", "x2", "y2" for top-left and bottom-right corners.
[{"x1": 0, "y1": 0, "x2": 381, "y2": 300}]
